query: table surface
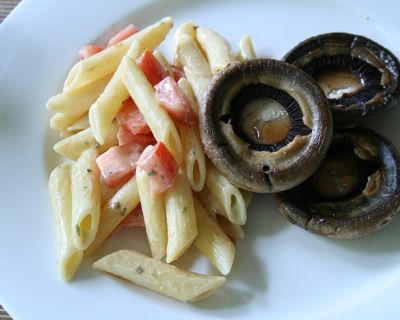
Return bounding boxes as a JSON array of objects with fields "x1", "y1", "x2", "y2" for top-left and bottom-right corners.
[{"x1": 0, "y1": 2, "x2": 19, "y2": 320}]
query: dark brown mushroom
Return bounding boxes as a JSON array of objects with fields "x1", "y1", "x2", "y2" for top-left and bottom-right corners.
[
  {"x1": 283, "y1": 33, "x2": 400, "y2": 129},
  {"x1": 200, "y1": 59, "x2": 333, "y2": 193},
  {"x1": 273, "y1": 128, "x2": 400, "y2": 239}
]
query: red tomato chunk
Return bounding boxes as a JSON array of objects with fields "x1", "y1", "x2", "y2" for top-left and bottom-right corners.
[
  {"x1": 137, "y1": 142, "x2": 179, "y2": 195},
  {"x1": 117, "y1": 125, "x2": 156, "y2": 147},
  {"x1": 96, "y1": 144, "x2": 144, "y2": 187},
  {"x1": 136, "y1": 51, "x2": 168, "y2": 86},
  {"x1": 154, "y1": 76, "x2": 198, "y2": 127},
  {"x1": 107, "y1": 24, "x2": 139, "y2": 47},
  {"x1": 116, "y1": 98, "x2": 151, "y2": 136},
  {"x1": 78, "y1": 45, "x2": 104, "y2": 60}
]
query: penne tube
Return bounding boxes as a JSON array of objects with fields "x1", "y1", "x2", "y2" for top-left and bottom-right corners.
[
  {"x1": 153, "y1": 49, "x2": 173, "y2": 76},
  {"x1": 237, "y1": 35, "x2": 257, "y2": 60},
  {"x1": 121, "y1": 58, "x2": 182, "y2": 163},
  {"x1": 88, "y1": 41, "x2": 143, "y2": 145},
  {"x1": 48, "y1": 163, "x2": 83, "y2": 281},
  {"x1": 240, "y1": 189, "x2": 253, "y2": 208},
  {"x1": 193, "y1": 198, "x2": 235, "y2": 275},
  {"x1": 63, "y1": 17, "x2": 173, "y2": 92},
  {"x1": 195, "y1": 26, "x2": 236, "y2": 74},
  {"x1": 50, "y1": 113, "x2": 82, "y2": 132},
  {"x1": 53, "y1": 122, "x2": 118, "y2": 161},
  {"x1": 183, "y1": 66, "x2": 211, "y2": 105},
  {"x1": 216, "y1": 215, "x2": 245, "y2": 240},
  {"x1": 136, "y1": 167, "x2": 167, "y2": 260},
  {"x1": 93, "y1": 249, "x2": 226, "y2": 303},
  {"x1": 177, "y1": 78, "x2": 206, "y2": 192},
  {"x1": 173, "y1": 21, "x2": 196, "y2": 63},
  {"x1": 165, "y1": 171, "x2": 198, "y2": 263},
  {"x1": 71, "y1": 147, "x2": 101, "y2": 250},
  {"x1": 63, "y1": 114, "x2": 89, "y2": 136},
  {"x1": 85, "y1": 176, "x2": 140, "y2": 256},
  {"x1": 46, "y1": 74, "x2": 112, "y2": 116},
  {"x1": 175, "y1": 35, "x2": 211, "y2": 79},
  {"x1": 205, "y1": 162, "x2": 247, "y2": 225}
]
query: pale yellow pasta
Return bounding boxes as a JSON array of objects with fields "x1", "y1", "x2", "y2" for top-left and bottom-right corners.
[
  {"x1": 153, "y1": 49, "x2": 173, "y2": 76},
  {"x1": 216, "y1": 215, "x2": 245, "y2": 240},
  {"x1": 53, "y1": 122, "x2": 118, "y2": 160},
  {"x1": 136, "y1": 167, "x2": 167, "y2": 260},
  {"x1": 85, "y1": 176, "x2": 139, "y2": 256},
  {"x1": 195, "y1": 26, "x2": 236, "y2": 74},
  {"x1": 61, "y1": 114, "x2": 89, "y2": 137},
  {"x1": 63, "y1": 17, "x2": 173, "y2": 92},
  {"x1": 46, "y1": 75, "x2": 112, "y2": 116},
  {"x1": 121, "y1": 58, "x2": 182, "y2": 163},
  {"x1": 50, "y1": 113, "x2": 82, "y2": 132},
  {"x1": 48, "y1": 163, "x2": 83, "y2": 281},
  {"x1": 205, "y1": 162, "x2": 247, "y2": 225},
  {"x1": 93, "y1": 249, "x2": 226, "y2": 303},
  {"x1": 177, "y1": 78, "x2": 206, "y2": 192},
  {"x1": 71, "y1": 147, "x2": 101, "y2": 250},
  {"x1": 173, "y1": 21, "x2": 196, "y2": 62},
  {"x1": 240, "y1": 189, "x2": 254, "y2": 208},
  {"x1": 175, "y1": 34, "x2": 211, "y2": 79},
  {"x1": 183, "y1": 66, "x2": 211, "y2": 105},
  {"x1": 237, "y1": 34, "x2": 257, "y2": 60},
  {"x1": 164, "y1": 171, "x2": 198, "y2": 263},
  {"x1": 193, "y1": 198, "x2": 235, "y2": 275}
]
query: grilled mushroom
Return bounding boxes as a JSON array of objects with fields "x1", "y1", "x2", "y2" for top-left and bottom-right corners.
[
  {"x1": 284, "y1": 33, "x2": 400, "y2": 128},
  {"x1": 200, "y1": 59, "x2": 332, "y2": 193},
  {"x1": 274, "y1": 128, "x2": 400, "y2": 239}
]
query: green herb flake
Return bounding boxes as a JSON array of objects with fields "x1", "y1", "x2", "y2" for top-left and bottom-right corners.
[
  {"x1": 112, "y1": 201, "x2": 121, "y2": 210},
  {"x1": 182, "y1": 206, "x2": 188, "y2": 214},
  {"x1": 147, "y1": 170, "x2": 157, "y2": 176},
  {"x1": 86, "y1": 168, "x2": 92, "y2": 173},
  {"x1": 95, "y1": 143, "x2": 101, "y2": 149},
  {"x1": 76, "y1": 224, "x2": 81, "y2": 237},
  {"x1": 135, "y1": 266, "x2": 144, "y2": 274},
  {"x1": 84, "y1": 141, "x2": 89, "y2": 146}
]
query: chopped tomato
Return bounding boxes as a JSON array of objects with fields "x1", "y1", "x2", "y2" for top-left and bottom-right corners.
[
  {"x1": 96, "y1": 144, "x2": 143, "y2": 187},
  {"x1": 136, "y1": 51, "x2": 168, "y2": 86},
  {"x1": 170, "y1": 65, "x2": 185, "y2": 82},
  {"x1": 154, "y1": 76, "x2": 198, "y2": 127},
  {"x1": 117, "y1": 125, "x2": 156, "y2": 147},
  {"x1": 107, "y1": 24, "x2": 139, "y2": 47},
  {"x1": 120, "y1": 205, "x2": 145, "y2": 227},
  {"x1": 78, "y1": 45, "x2": 104, "y2": 59},
  {"x1": 137, "y1": 142, "x2": 179, "y2": 195},
  {"x1": 116, "y1": 98, "x2": 151, "y2": 136}
]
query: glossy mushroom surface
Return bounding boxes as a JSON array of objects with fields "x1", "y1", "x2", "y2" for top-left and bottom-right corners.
[
  {"x1": 274, "y1": 128, "x2": 400, "y2": 239},
  {"x1": 284, "y1": 33, "x2": 400, "y2": 128},
  {"x1": 200, "y1": 59, "x2": 332, "y2": 193}
]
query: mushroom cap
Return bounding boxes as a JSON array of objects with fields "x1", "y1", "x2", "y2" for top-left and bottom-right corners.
[
  {"x1": 274, "y1": 128, "x2": 400, "y2": 239},
  {"x1": 200, "y1": 59, "x2": 333, "y2": 193},
  {"x1": 283, "y1": 32, "x2": 400, "y2": 129}
]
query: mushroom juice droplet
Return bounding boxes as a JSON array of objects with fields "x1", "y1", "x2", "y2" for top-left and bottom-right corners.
[{"x1": 240, "y1": 97, "x2": 291, "y2": 145}]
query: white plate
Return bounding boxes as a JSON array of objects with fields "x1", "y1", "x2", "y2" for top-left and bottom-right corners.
[{"x1": 1, "y1": 0, "x2": 400, "y2": 319}]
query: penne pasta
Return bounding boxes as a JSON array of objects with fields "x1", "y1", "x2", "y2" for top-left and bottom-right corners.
[
  {"x1": 93, "y1": 249, "x2": 226, "y2": 303},
  {"x1": 216, "y1": 215, "x2": 245, "y2": 240},
  {"x1": 53, "y1": 122, "x2": 118, "y2": 161},
  {"x1": 205, "y1": 162, "x2": 247, "y2": 225},
  {"x1": 46, "y1": 74, "x2": 112, "y2": 116},
  {"x1": 240, "y1": 189, "x2": 254, "y2": 208},
  {"x1": 121, "y1": 57, "x2": 182, "y2": 163},
  {"x1": 193, "y1": 198, "x2": 235, "y2": 275},
  {"x1": 177, "y1": 78, "x2": 206, "y2": 192},
  {"x1": 164, "y1": 171, "x2": 198, "y2": 263},
  {"x1": 173, "y1": 21, "x2": 196, "y2": 63},
  {"x1": 62, "y1": 114, "x2": 89, "y2": 137},
  {"x1": 153, "y1": 49, "x2": 173, "y2": 76},
  {"x1": 85, "y1": 176, "x2": 140, "y2": 256},
  {"x1": 237, "y1": 34, "x2": 257, "y2": 60},
  {"x1": 136, "y1": 167, "x2": 167, "y2": 260},
  {"x1": 183, "y1": 66, "x2": 211, "y2": 105},
  {"x1": 48, "y1": 163, "x2": 83, "y2": 281},
  {"x1": 195, "y1": 26, "x2": 236, "y2": 74},
  {"x1": 63, "y1": 17, "x2": 173, "y2": 92},
  {"x1": 71, "y1": 147, "x2": 101, "y2": 250},
  {"x1": 50, "y1": 112, "x2": 82, "y2": 132}
]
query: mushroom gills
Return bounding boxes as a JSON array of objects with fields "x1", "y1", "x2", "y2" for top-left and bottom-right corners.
[
  {"x1": 225, "y1": 84, "x2": 311, "y2": 152},
  {"x1": 303, "y1": 55, "x2": 384, "y2": 108}
]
